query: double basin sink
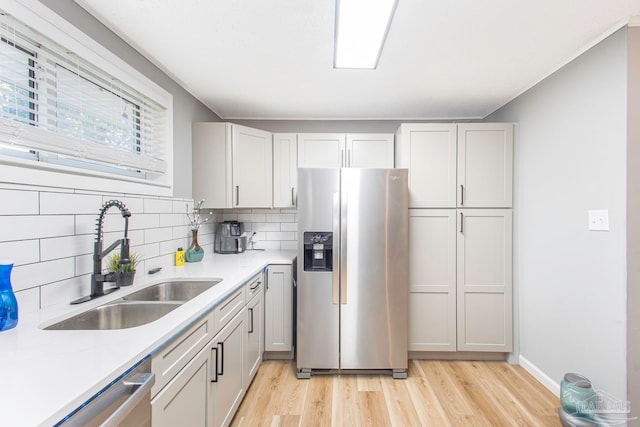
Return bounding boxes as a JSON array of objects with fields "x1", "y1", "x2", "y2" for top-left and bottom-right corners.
[{"x1": 45, "y1": 280, "x2": 221, "y2": 331}]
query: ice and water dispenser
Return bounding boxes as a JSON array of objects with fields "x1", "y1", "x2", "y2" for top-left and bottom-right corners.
[{"x1": 303, "y1": 232, "x2": 333, "y2": 271}]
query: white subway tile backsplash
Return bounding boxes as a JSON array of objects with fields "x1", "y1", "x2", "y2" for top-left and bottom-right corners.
[
  {"x1": 75, "y1": 253, "x2": 93, "y2": 276},
  {"x1": 250, "y1": 222, "x2": 281, "y2": 232},
  {"x1": 0, "y1": 189, "x2": 39, "y2": 215},
  {"x1": 0, "y1": 240, "x2": 40, "y2": 265},
  {"x1": 0, "y1": 190, "x2": 298, "y2": 311},
  {"x1": 266, "y1": 214, "x2": 295, "y2": 223},
  {"x1": 40, "y1": 234, "x2": 94, "y2": 261},
  {"x1": 0, "y1": 216, "x2": 74, "y2": 241},
  {"x1": 281, "y1": 241, "x2": 297, "y2": 251},
  {"x1": 266, "y1": 231, "x2": 294, "y2": 241},
  {"x1": 280, "y1": 222, "x2": 297, "y2": 232},
  {"x1": 40, "y1": 192, "x2": 103, "y2": 215},
  {"x1": 14, "y1": 287, "x2": 40, "y2": 314},
  {"x1": 144, "y1": 198, "x2": 173, "y2": 214},
  {"x1": 40, "y1": 276, "x2": 91, "y2": 308},
  {"x1": 129, "y1": 214, "x2": 160, "y2": 231},
  {"x1": 144, "y1": 227, "x2": 174, "y2": 244},
  {"x1": 11, "y1": 258, "x2": 75, "y2": 292}
]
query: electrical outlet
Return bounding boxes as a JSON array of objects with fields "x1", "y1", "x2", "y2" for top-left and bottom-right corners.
[{"x1": 588, "y1": 210, "x2": 609, "y2": 231}]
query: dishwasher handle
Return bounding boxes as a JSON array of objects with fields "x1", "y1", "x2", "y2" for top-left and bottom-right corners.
[{"x1": 101, "y1": 372, "x2": 155, "y2": 427}]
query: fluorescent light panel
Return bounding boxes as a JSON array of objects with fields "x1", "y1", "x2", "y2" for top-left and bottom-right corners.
[{"x1": 334, "y1": 0, "x2": 398, "y2": 69}]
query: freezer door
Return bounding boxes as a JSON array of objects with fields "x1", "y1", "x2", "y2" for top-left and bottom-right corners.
[
  {"x1": 296, "y1": 169, "x2": 340, "y2": 370},
  {"x1": 340, "y1": 169, "x2": 409, "y2": 370}
]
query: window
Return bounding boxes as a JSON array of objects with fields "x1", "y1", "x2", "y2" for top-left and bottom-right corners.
[{"x1": 0, "y1": 9, "x2": 169, "y2": 183}]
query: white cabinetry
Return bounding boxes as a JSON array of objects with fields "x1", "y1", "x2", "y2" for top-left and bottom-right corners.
[
  {"x1": 151, "y1": 343, "x2": 210, "y2": 427},
  {"x1": 457, "y1": 209, "x2": 512, "y2": 352},
  {"x1": 396, "y1": 123, "x2": 513, "y2": 208},
  {"x1": 408, "y1": 210, "x2": 457, "y2": 351},
  {"x1": 457, "y1": 123, "x2": 513, "y2": 208},
  {"x1": 245, "y1": 273, "x2": 264, "y2": 386},
  {"x1": 265, "y1": 265, "x2": 293, "y2": 353},
  {"x1": 298, "y1": 133, "x2": 394, "y2": 168},
  {"x1": 273, "y1": 133, "x2": 298, "y2": 208},
  {"x1": 209, "y1": 310, "x2": 245, "y2": 427},
  {"x1": 193, "y1": 122, "x2": 273, "y2": 208},
  {"x1": 395, "y1": 124, "x2": 457, "y2": 208},
  {"x1": 402, "y1": 122, "x2": 513, "y2": 354}
]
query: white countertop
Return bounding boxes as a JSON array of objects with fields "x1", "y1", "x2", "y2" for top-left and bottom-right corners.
[{"x1": 0, "y1": 250, "x2": 296, "y2": 427}]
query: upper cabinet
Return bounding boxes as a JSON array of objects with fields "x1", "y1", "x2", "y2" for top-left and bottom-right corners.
[
  {"x1": 395, "y1": 123, "x2": 513, "y2": 208},
  {"x1": 273, "y1": 133, "x2": 298, "y2": 208},
  {"x1": 395, "y1": 124, "x2": 457, "y2": 208},
  {"x1": 298, "y1": 133, "x2": 394, "y2": 168},
  {"x1": 193, "y1": 123, "x2": 273, "y2": 209},
  {"x1": 457, "y1": 123, "x2": 513, "y2": 208}
]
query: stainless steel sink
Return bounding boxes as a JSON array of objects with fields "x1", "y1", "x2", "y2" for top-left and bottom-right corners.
[
  {"x1": 44, "y1": 301, "x2": 182, "y2": 330},
  {"x1": 121, "y1": 280, "x2": 221, "y2": 302}
]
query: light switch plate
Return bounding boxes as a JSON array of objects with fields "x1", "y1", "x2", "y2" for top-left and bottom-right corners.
[{"x1": 588, "y1": 210, "x2": 609, "y2": 231}]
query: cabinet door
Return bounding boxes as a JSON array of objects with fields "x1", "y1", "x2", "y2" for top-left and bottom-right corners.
[
  {"x1": 209, "y1": 310, "x2": 245, "y2": 427},
  {"x1": 245, "y1": 289, "x2": 264, "y2": 386},
  {"x1": 346, "y1": 133, "x2": 394, "y2": 168},
  {"x1": 273, "y1": 133, "x2": 297, "y2": 208},
  {"x1": 457, "y1": 123, "x2": 513, "y2": 208},
  {"x1": 408, "y1": 210, "x2": 457, "y2": 351},
  {"x1": 193, "y1": 122, "x2": 232, "y2": 208},
  {"x1": 152, "y1": 342, "x2": 210, "y2": 427},
  {"x1": 232, "y1": 125, "x2": 273, "y2": 208},
  {"x1": 457, "y1": 209, "x2": 512, "y2": 352},
  {"x1": 395, "y1": 124, "x2": 457, "y2": 208},
  {"x1": 265, "y1": 265, "x2": 293, "y2": 352},
  {"x1": 297, "y1": 133, "x2": 345, "y2": 168}
]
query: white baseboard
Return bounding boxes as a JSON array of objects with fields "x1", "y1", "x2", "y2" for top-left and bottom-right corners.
[{"x1": 519, "y1": 355, "x2": 561, "y2": 396}]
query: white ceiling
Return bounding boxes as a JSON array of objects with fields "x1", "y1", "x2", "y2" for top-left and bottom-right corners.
[{"x1": 74, "y1": 0, "x2": 640, "y2": 120}]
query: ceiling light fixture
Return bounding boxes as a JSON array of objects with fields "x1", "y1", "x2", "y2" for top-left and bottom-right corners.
[{"x1": 333, "y1": 0, "x2": 398, "y2": 69}]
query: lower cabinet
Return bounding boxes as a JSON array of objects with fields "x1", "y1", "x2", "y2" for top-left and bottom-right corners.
[
  {"x1": 209, "y1": 310, "x2": 245, "y2": 427},
  {"x1": 151, "y1": 343, "x2": 210, "y2": 427},
  {"x1": 408, "y1": 209, "x2": 512, "y2": 353},
  {"x1": 265, "y1": 265, "x2": 293, "y2": 353},
  {"x1": 245, "y1": 285, "x2": 264, "y2": 385}
]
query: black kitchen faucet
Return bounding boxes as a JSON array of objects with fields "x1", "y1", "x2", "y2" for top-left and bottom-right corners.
[{"x1": 71, "y1": 200, "x2": 131, "y2": 304}]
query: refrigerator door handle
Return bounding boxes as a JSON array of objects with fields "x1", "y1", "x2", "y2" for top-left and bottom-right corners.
[
  {"x1": 340, "y1": 191, "x2": 347, "y2": 305},
  {"x1": 332, "y1": 192, "x2": 340, "y2": 305}
]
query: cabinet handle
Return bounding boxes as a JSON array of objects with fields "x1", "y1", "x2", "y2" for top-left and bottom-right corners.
[
  {"x1": 460, "y1": 212, "x2": 464, "y2": 234},
  {"x1": 265, "y1": 268, "x2": 269, "y2": 291},
  {"x1": 235, "y1": 186, "x2": 240, "y2": 206},
  {"x1": 347, "y1": 149, "x2": 351, "y2": 167},
  {"x1": 341, "y1": 149, "x2": 345, "y2": 168},
  {"x1": 248, "y1": 307, "x2": 254, "y2": 333},
  {"x1": 291, "y1": 187, "x2": 295, "y2": 206},
  {"x1": 217, "y1": 342, "x2": 224, "y2": 376},
  {"x1": 211, "y1": 347, "x2": 218, "y2": 383},
  {"x1": 460, "y1": 184, "x2": 464, "y2": 206},
  {"x1": 250, "y1": 280, "x2": 261, "y2": 291}
]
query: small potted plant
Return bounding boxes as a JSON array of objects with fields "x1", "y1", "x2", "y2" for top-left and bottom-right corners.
[{"x1": 106, "y1": 252, "x2": 140, "y2": 287}]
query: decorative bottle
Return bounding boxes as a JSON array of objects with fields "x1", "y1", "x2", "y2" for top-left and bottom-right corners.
[
  {"x1": 185, "y1": 229, "x2": 204, "y2": 262},
  {"x1": 0, "y1": 260, "x2": 18, "y2": 332}
]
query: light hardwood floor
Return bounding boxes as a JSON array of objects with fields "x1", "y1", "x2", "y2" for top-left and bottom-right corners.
[{"x1": 232, "y1": 360, "x2": 561, "y2": 426}]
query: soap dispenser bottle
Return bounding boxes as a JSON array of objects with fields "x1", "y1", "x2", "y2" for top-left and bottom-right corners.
[{"x1": 0, "y1": 260, "x2": 18, "y2": 331}]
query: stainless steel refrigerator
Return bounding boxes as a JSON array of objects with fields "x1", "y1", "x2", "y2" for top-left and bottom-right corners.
[{"x1": 296, "y1": 168, "x2": 409, "y2": 379}]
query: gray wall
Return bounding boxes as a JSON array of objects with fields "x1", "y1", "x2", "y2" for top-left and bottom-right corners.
[
  {"x1": 487, "y1": 29, "x2": 628, "y2": 400},
  {"x1": 627, "y1": 26, "x2": 640, "y2": 420},
  {"x1": 38, "y1": 0, "x2": 221, "y2": 198}
]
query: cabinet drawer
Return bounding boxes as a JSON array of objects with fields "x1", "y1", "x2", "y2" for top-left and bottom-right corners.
[
  {"x1": 213, "y1": 286, "x2": 246, "y2": 335},
  {"x1": 246, "y1": 272, "x2": 264, "y2": 300},
  {"x1": 152, "y1": 311, "x2": 214, "y2": 397}
]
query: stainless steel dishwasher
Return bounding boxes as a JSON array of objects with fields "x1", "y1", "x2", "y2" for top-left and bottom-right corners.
[{"x1": 54, "y1": 357, "x2": 155, "y2": 427}]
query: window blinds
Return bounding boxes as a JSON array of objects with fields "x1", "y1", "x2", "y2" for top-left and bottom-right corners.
[{"x1": 0, "y1": 10, "x2": 167, "y2": 175}]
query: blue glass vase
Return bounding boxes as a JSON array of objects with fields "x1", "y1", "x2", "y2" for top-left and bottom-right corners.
[
  {"x1": 0, "y1": 260, "x2": 18, "y2": 332},
  {"x1": 185, "y1": 229, "x2": 204, "y2": 262}
]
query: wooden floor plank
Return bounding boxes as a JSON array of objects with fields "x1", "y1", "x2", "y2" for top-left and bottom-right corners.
[{"x1": 232, "y1": 360, "x2": 561, "y2": 427}]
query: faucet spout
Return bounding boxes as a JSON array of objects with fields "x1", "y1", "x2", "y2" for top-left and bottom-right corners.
[{"x1": 71, "y1": 200, "x2": 132, "y2": 305}]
